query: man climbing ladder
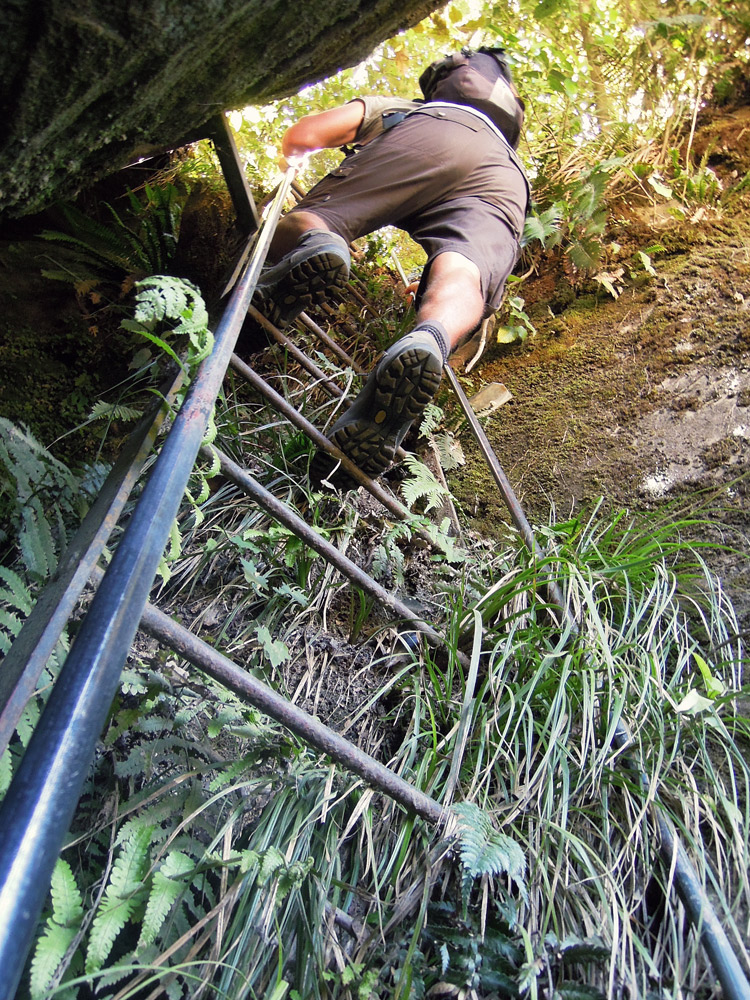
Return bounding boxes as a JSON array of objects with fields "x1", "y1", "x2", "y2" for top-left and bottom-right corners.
[{"x1": 246, "y1": 46, "x2": 531, "y2": 483}]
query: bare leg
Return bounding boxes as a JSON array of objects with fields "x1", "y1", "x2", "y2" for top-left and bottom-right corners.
[
  {"x1": 269, "y1": 211, "x2": 330, "y2": 261},
  {"x1": 309, "y1": 253, "x2": 485, "y2": 484},
  {"x1": 415, "y1": 251, "x2": 484, "y2": 351},
  {"x1": 271, "y1": 224, "x2": 485, "y2": 353}
]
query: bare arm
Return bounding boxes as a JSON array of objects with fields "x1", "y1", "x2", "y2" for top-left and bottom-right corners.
[{"x1": 281, "y1": 100, "x2": 365, "y2": 159}]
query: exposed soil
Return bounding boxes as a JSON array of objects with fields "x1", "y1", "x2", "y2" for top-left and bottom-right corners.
[{"x1": 449, "y1": 105, "x2": 750, "y2": 630}]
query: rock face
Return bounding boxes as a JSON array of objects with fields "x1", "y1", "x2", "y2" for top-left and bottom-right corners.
[{"x1": 0, "y1": 0, "x2": 439, "y2": 218}]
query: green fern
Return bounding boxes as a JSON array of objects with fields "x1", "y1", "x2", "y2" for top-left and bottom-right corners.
[
  {"x1": 0, "y1": 565, "x2": 33, "y2": 615},
  {"x1": 433, "y1": 432, "x2": 465, "y2": 471},
  {"x1": 0, "y1": 418, "x2": 85, "y2": 581},
  {"x1": 86, "y1": 823, "x2": 154, "y2": 973},
  {"x1": 138, "y1": 850, "x2": 194, "y2": 950},
  {"x1": 401, "y1": 454, "x2": 450, "y2": 514},
  {"x1": 0, "y1": 606, "x2": 24, "y2": 655},
  {"x1": 522, "y1": 203, "x2": 564, "y2": 249},
  {"x1": 122, "y1": 276, "x2": 213, "y2": 385},
  {"x1": 119, "y1": 276, "x2": 217, "y2": 580},
  {"x1": 41, "y1": 184, "x2": 183, "y2": 293},
  {"x1": 87, "y1": 400, "x2": 145, "y2": 423},
  {"x1": 19, "y1": 499, "x2": 58, "y2": 581},
  {"x1": 0, "y1": 560, "x2": 69, "y2": 794},
  {"x1": 451, "y1": 802, "x2": 528, "y2": 901},
  {"x1": 418, "y1": 402, "x2": 444, "y2": 438},
  {"x1": 30, "y1": 859, "x2": 84, "y2": 999}
]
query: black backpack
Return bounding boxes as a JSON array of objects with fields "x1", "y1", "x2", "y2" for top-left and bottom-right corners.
[{"x1": 418, "y1": 46, "x2": 525, "y2": 149}]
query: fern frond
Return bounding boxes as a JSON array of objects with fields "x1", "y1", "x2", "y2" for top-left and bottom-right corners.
[
  {"x1": 567, "y1": 239, "x2": 601, "y2": 271},
  {"x1": 137, "y1": 851, "x2": 194, "y2": 950},
  {"x1": 29, "y1": 860, "x2": 84, "y2": 999},
  {"x1": 30, "y1": 922, "x2": 78, "y2": 999},
  {"x1": 87, "y1": 400, "x2": 144, "y2": 423},
  {"x1": 85, "y1": 895, "x2": 138, "y2": 974},
  {"x1": 451, "y1": 802, "x2": 528, "y2": 900},
  {"x1": 433, "y1": 432, "x2": 465, "y2": 471},
  {"x1": 418, "y1": 402, "x2": 444, "y2": 438},
  {"x1": 50, "y1": 858, "x2": 84, "y2": 927},
  {"x1": 0, "y1": 606, "x2": 24, "y2": 641},
  {"x1": 132, "y1": 276, "x2": 191, "y2": 327},
  {"x1": 42, "y1": 224, "x2": 139, "y2": 274},
  {"x1": 401, "y1": 455, "x2": 449, "y2": 514},
  {"x1": 20, "y1": 499, "x2": 57, "y2": 581},
  {"x1": 257, "y1": 846, "x2": 286, "y2": 884},
  {"x1": 15, "y1": 698, "x2": 41, "y2": 747},
  {"x1": 0, "y1": 749, "x2": 12, "y2": 795},
  {"x1": 85, "y1": 824, "x2": 153, "y2": 972}
]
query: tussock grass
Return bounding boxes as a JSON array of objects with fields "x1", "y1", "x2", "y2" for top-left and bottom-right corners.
[{"x1": 147, "y1": 491, "x2": 748, "y2": 998}]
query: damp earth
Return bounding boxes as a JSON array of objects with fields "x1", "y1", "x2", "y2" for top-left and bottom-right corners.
[{"x1": 449, "y1": 107, "x2": 750, "y2": 632}]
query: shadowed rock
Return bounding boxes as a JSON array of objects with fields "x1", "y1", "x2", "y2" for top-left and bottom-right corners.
[{"x1": 0, "y1": 0, "x2": 440, "y2": 217}]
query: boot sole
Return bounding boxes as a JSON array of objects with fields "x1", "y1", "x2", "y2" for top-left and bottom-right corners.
[
  {"x1": 312, "y1": 346, "x2": 443, "y2": 487},
  {"x1": 255, "y1": 251, "x2": 348, "y2": 328}
]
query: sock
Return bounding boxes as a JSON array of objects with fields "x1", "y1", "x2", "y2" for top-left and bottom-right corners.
[{"x1": 412, "y1": 320, "x2": 450, "y2": 363}]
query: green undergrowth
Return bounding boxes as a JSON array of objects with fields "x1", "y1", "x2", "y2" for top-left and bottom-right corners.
[
  {"x1": 2, "y1": 191, "x2": 750, "y2": 1000},
  {"x1": 4, "y1": 318, "x2": 748, "y2": 996}
]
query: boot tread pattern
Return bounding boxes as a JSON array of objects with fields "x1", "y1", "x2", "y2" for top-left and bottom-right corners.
[
  {"x1": 312, "y1": 346, "x2": 443, "y2": 488},
  {"x1": 255, "y1": 252, "x2": 348, "y2": 328}
]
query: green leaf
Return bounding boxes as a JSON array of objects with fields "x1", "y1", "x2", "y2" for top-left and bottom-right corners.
[
  {"x1": 675, "y1": 688, "x2": 713, "y2": 716},
  {"x1": 257, "y1": 846, "x2": 286, "y2": 884},
  {"x1": 636, "y1": 250, "x2": 657, "y2": 276},
  {"x1": 85, "y1": 895, "x2": 138, "y2": 974},
  {"x1": 51, "y1": 859, "x2": 84, "y2": 927},
  {"x1": 20, "y1": 500, "x2": 58, "y2": 581},
  {"x1": 30, "y1": 922, "x2": 77, "y2": 999},
  {"x1": 255, "y1": 624, "x2": 290, "y2": 668},
  {"x1": 648, "y1": 175, "x2": 673, "y2": 199},
  {"x1": 88, "y1": 400, "x2": 144, "y2": 422},
  {"x1": 433, "y1": 432, "x2": 465, "y2": 471},
  {"x1": 400, "y1": 455, "x2": 449, "y2": 513},
  {"x1": 693, "y1": 652, "x2": 725, "y2": 698},
  {"x1": 0, "y1": 607, "x2": 24, "y2": 640},
  {"x1": 568, "y1": 240, "x2": 601, "y2": 271},
  {"x1": 241, "y1": 558, "x2": 270, "y2": 591},
  {"x1": 86, "y1": 824, "x2": 153, "y2": 972},
  {"x1": 556, "y1": 933, "x2": 610, "y2": 963},
  {"x1": 0, "y1": 565, "x2": 33, "y2": 614},
  {"x1": 138, "y1": 851, "x2": 193, "y2": 950},
  {"x1": 132, "y1": 329, "x2": 184, "y2": 370},
  {"x1": 451, "y1": 802, "x2": 527, "y2": 899},
  {"x1": 0, "y1": 749, "x2": 11, "y2": 796}
]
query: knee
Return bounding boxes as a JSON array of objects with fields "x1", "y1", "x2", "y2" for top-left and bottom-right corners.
[
  {"x1": 270, "y1": 211, "x2": 331, "y2": 259},
  {"x1": 423, "y1": 260, "x2": 482, "y2": 307}
]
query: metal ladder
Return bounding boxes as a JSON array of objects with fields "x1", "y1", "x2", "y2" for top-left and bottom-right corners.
[{"x1": 0, "y1": 115, "x2": 747, "y2": 1000}]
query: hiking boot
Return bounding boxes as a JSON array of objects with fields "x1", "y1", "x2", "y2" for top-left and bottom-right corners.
[
  {"x1": 253, "y1": 229, "x2": 350, "y2": 328},
  {"x1": 312, "y1": 330, "x2": 445, "y2": 487}
]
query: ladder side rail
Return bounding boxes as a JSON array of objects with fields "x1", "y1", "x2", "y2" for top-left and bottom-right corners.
[{"x1": 0, "y1": 167, "x2": 296, "y2": 1000}]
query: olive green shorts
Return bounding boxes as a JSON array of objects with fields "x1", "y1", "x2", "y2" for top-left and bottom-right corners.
[{"x1": 290, "y1": 106, "x2": 529, "y2": 314}]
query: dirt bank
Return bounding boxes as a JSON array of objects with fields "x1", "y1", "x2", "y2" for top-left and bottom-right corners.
[{"x1": 450, "y1": 121, "x2": 750, "y2": 627}]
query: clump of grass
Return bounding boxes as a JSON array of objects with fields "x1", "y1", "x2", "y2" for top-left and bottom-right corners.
[{"x1": 115, "y1": 491, "x2": 748, "y2": 998}]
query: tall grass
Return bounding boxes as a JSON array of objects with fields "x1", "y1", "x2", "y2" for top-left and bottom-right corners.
[{"x1": 119, "y1": 496, "x2": 748, "y2": 999}]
